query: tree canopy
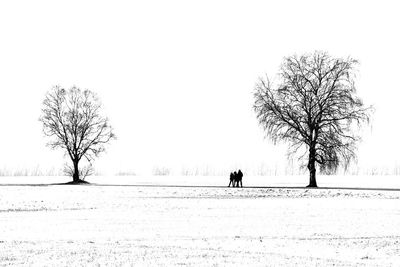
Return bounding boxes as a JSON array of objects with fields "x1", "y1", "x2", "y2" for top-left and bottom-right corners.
[
  {"x1": 40, "y1": 86, "x2": 115, "y2": 182},
  {"x1": 254, "y1": 51, "x2": 372, "y2": 187}
]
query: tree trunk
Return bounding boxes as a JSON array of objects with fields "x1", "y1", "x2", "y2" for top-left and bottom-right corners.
[
  {"x1": 72, "y1": 160, "x2": 80, "y2": 182},
  {"x1": 307, "y1": 145, "x2": 318, "y2": 187}
]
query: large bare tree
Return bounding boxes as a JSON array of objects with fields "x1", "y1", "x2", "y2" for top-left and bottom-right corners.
[
  {"x1": 40, "y1": 86, "x2": 115, "y2": 183},
  {"x1": 254, "y1": 51, "x2": 372, "y2": 187}
]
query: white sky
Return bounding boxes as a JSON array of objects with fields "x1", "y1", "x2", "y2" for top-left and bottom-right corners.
[{"x1": 0, "y1": 0, "x2": 399, "y2": 175}]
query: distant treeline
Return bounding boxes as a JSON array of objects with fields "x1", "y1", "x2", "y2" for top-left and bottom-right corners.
[{"x1": 2, "y1": 165, "x2": 400, "y2": 177}]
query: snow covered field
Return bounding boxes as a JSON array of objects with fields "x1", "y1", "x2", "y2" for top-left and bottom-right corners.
[{"x1": 1, "y1": 176, "x2": 400, "y2": 266}]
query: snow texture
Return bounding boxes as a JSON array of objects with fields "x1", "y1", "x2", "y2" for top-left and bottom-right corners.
[{"x1": 0, "y1": 175, "x2": 400, "y2": 266}]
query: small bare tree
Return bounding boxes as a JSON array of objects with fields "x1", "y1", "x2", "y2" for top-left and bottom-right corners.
[
  {"x1": 40, "y1": 86, "x2": 115, "y2": 183},
  {"x1": 254, "y1": 51, "x2": 372, "y2": 187}
]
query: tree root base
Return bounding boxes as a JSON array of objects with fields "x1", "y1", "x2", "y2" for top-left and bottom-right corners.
[{"x1": 65, "y1": 179, "x2": 90, "y2": 185}]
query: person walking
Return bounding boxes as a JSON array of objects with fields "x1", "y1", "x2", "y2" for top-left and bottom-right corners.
[
  {"x1": 228, "y1": 172, "x2": 235, "y2": 187},
  {"x1": 236, "y1": 169, "x2": 243, "y2": 187}
]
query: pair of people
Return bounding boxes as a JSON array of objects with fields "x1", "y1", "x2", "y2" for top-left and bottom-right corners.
[{"x1": 228, "y1": 169, "x2": 243, "y2": 187}]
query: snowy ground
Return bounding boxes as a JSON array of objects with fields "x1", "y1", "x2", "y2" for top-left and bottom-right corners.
[{"x1": 1, "y1": 176, "x2": 400, "y2": 266}]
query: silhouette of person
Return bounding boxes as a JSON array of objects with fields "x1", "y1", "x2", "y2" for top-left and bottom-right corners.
[
  {"x1": 236, "y1": 169, "x2": 243, "y2": 187},
  {"x1": 228, "y1": 172, "x2": 234, "y2": 187},
  {"x1": 233, "y1": 171, "x2": 238, "y2": 187}
]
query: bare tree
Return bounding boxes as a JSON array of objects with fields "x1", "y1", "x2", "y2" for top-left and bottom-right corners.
[
  {"x1": 254, "y1": 51, "x2": 372, "y2": 187},
  {"x1": 40, "y1": 86, "x2": 115, "y2": 183}
]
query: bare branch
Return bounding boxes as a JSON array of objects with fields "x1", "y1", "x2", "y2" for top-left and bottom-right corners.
[
  {"x1": 254, "y1": 51, "x2": 372, "y2": 186},
  {"x1": 40, "y1": 86, "x2": 115, "y2": 182}
]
